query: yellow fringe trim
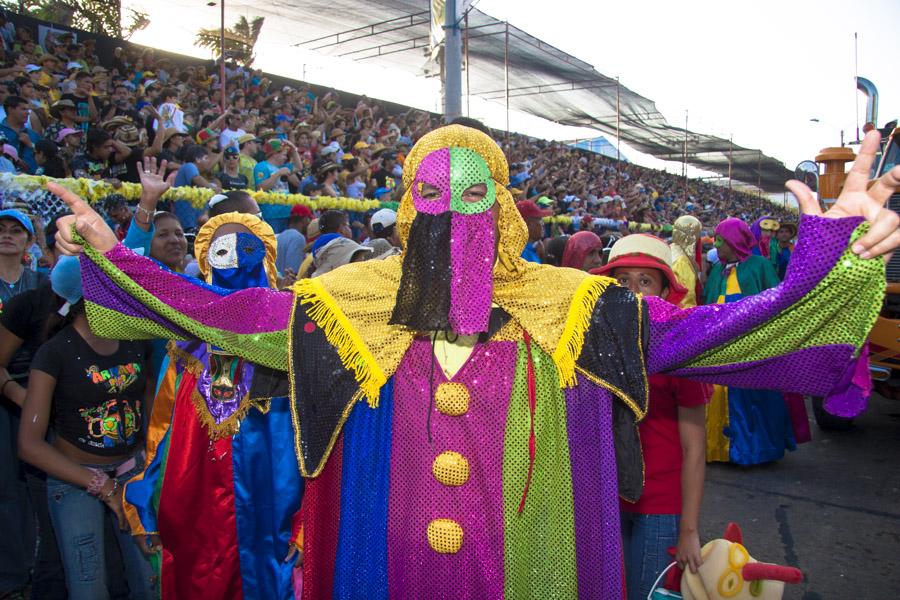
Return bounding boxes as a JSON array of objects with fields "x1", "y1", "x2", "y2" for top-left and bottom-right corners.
[
  {"x1": 190, "y1": 388, "x2": 270, "y2": 441},
  {"x1": 168, "y1": 341, "x2": 271, "y2": 440},
  {"x1": 292, "y1": 278, "x2": 386, "y2": 407},
  {"x1": 552, "y1": 275, "x2": 615, "y2": 388},
  {"x1": 166, "y1": 340, "x2": 203, "y2": 377}
]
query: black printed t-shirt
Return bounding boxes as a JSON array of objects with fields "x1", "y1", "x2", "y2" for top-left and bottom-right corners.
[
  {"x1": 0, "y1": 283, "x2": 55, "y2": 382},
  {"x1": 30, "y1": 325, "x2": 149, "y2": 456}
]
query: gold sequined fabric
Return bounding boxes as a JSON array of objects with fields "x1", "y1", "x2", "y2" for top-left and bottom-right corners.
[{"x1": 302, "y1": 125, "x2": 636, "y2": 407}]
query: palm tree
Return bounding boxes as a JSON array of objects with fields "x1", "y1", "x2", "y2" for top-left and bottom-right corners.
[{"x1": 195, "y1": 15, "x2": 265, "y2": 67}]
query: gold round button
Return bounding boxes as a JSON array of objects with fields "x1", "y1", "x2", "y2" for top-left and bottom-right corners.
[
  {"x1": 435, "y1": 382, "x2": 469, "y2": 416},
  {"x1": 432, "y1": 451, "x2": 470, "y2": 486},
  {"x1": 426, "y1": 518, "x2": 463, "y2": 554}
]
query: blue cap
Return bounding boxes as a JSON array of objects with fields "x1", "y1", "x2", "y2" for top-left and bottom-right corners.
[
  {"x1": 50, "y1": 255, "x2": 82, "y2": 305},
  {"x1": 0, "y1": 209, "x2": 34, "y2": 236}
]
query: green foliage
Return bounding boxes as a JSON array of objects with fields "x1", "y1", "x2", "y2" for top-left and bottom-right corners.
[
  {"x1": 194, "y1": 15, "x2": 264, "y2": 67},
  {"x1": 1, "y1": 0, "x2": 149, "y2": 39}
]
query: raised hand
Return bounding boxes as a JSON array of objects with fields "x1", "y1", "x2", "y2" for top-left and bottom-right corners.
[
  {"x1": 48, "y1": 182, "x2": 117, "y2": 255},
  {"x1": 139, "y1": 156, "x2": 176, "y2": 201},
  {"x1": 787, "y1": 130, "x2": 900, "y2": 259}
]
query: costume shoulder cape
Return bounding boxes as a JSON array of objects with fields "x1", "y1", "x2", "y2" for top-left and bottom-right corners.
[{"x1": 288, "y1": 255, "x2": 648, "y2": 477}]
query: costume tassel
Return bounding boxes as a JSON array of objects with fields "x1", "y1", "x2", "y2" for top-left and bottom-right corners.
[{"x1": 552, "y1": 275, "x2": 613, "y2": 388}]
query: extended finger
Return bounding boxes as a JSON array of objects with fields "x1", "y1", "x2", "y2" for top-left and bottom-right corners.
[
  {"x1": 47, "y1": 182, "x2": 92, "y2": 215},
  {"x1": 842, "y1": 130, "x2": 881, "y2": 194},
  {"x1": 853, "y1": 207, "x2": 900, "y2": 257},
  {"x1": 867, "y1": 164, "x2": 900, "y2": 207},
  {"x1": 858, "y1": 228, "x2": 900, "y2": 260},
  {"x1": 785, "y1": 179, "x2": 822, "y2": 217}
]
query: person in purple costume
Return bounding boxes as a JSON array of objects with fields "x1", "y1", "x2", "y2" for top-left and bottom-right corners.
[{"x1": 49, "y1": 127, "x2": 899, "y2": 600}]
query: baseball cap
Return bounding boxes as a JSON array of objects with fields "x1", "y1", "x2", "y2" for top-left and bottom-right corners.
[
  {"x1": 305, "y1": 218, "x2": 320, "y2": 246},
  {"x1": 237, "y1": 133, "x2": 259, "y2": 145},
  {"x1": 290, "y1": 204, "x2": 314, "y2": 219},
  {"x1": 50, "y1": 255, "x2": 83, "y2": 305},
  {"x1": 313, "y1": 237, "x2": 373, "y2": 277},
  {"x1": 223, "y1": 146, "x2": 239, "y2": 157},
  {"x1": 370, "y1": 208, "x2": 396, "y2": 234},
  {"x1": 363, "y1": 237, "x2": 400, "y2": 260},
  {"x1": 0, "y1": 209, "x2": 34, "y2": 235},
  {"x1": 353, "y1": 141, "x2": 370, "y2": 150},
  {"x1": 55, "y1": 128, "x2": 82, "y2": 143},
  {"x1": 516, "y1": 200, "x2": 553, "y2": 220},
  {"x1": 264, "y1": 138, "x2": 286, "y2": 156},
  {"x1": 66, "y1": 61, "x2": 82, "y2": 71},
  {"x1": 592, "y1": 234, "x2": 687, "y2": 304},
  {"x1": 1, "y1": 144, "x2": 19, "y2": 163},
  {"x1": 24, "y1": 64, "x2": 41, "y2": 73}
]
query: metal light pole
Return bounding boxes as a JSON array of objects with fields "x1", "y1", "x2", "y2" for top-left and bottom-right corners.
[
  {"x1": 220, "y1": 0, "x2": 226, "y2": 113},
  {"x1": 207, "y1": 1, "x2": 226, "y2": 113},
  {"x1": 443, "y1": 0, "x2": 462, "y2": 121}
]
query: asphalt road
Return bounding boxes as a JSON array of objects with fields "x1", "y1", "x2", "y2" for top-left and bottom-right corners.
[{"x1": 699, "y1": 394, "x2": 900, "y2": 599}]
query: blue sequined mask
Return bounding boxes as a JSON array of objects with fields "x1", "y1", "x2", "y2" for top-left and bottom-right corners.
[{"x1": 207, "y1": 232, "x2": 269, "y2": 290}]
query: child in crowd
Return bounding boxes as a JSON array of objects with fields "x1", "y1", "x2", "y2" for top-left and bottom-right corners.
[{"x1": 595, "y1": 234, "x2": 710, "y2": 600}]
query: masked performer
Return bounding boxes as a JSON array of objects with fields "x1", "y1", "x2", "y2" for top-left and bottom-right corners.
[
  {"x1": 750, "y1": 215, "x2": 781, "y2": 269},
  {"x1": 669, "y1": 215, "x2": 703, "y2": 308},
  {"x1": 703, "y1": 218, "x2": 802, "y2": 465},
  {"x1": 121, "y1": 213, "x2": 303, "y2": 600},
  {"x1": 52, "y1": 126, "x2": 896, "y2": 600}
]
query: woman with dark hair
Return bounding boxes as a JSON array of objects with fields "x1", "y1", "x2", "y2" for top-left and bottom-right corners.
[
  {"x1": 34, "y1": 139, "x2": 68, "y2": 178},
  {"x1": 149, "y1": 211, "x2": 187, "y2": 272},
  {"x1": 17, "y1": 256, "x2": 156, "y2": 600},
  {"x1": 543, "y1": 234, "x2": 570, "y2": 267}
]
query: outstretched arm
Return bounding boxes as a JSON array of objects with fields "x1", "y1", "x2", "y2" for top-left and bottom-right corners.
[
  {"x1": 647, "y1": 131, "x2": 900, "y2": 415},
  {"x1": 50, "y1": 182, "x2": 293, "y2": 371}
]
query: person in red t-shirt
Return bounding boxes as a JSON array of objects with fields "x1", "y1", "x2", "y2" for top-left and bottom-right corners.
[{"x1": 594, "y1": 234, "x2": 710, "y2": 600}]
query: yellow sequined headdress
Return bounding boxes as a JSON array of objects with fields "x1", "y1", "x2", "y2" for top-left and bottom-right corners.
[{"x1": 294, "y1": 125, "x2": 626, "y2": 405}]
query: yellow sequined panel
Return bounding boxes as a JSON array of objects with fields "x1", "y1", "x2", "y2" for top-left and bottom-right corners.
[
  {"x1": 434, "y1": 382, "x2": 470, "y2": 416},
  {"x1": 489, "y1": 317, "x2": 523, "y2": 343},
  {"x1": 426, "y1": 518, "x2": 464, "y2": 554},
  {"x1": 432, "y1": 451, "x2": 470, "y2": 487}
]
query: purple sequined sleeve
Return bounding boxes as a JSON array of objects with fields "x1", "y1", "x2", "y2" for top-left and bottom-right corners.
[
  {"x1": 646, "y1": 215, "x2": 884, "y2": 410},
  {"x1": 80, "y1": 243, "x2": 293, "y2": 371}
]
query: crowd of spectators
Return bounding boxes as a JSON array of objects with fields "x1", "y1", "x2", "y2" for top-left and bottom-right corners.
[
  {"x1": 0, "y1": 14, "x2": 794, "y2": 230},
  {"x1": 0, "y1": 14, "x2": 806, "y2": 599}
]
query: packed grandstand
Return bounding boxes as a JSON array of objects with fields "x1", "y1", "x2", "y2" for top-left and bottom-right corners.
[{"x1": 0, "y1": 11, "x2": 795, "y2": 234}]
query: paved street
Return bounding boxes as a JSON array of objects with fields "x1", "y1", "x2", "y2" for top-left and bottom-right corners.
[{"x1": 700, "y1": 394, "x2": 900, "y2": 599}]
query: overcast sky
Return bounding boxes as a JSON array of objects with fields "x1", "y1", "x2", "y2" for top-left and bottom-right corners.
[{"x1": 125, "y1": 0, "x2": 899, "y2": 191}]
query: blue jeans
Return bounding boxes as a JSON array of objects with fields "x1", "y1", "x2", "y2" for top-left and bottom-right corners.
[
  {"x1": 47, "y1": 459, "x2": 156, "y2": 600},
  {"x1": 621, "y1": 512, "x2": 680, "y2": 600}
]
